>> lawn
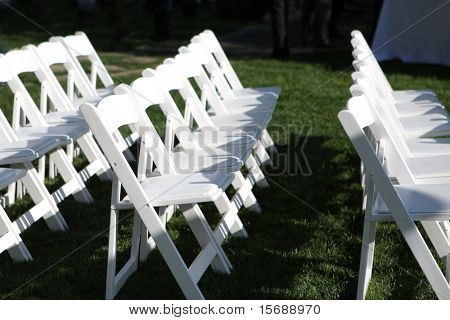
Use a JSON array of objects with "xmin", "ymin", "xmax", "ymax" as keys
[{"xmin": 1, "ymin": 1, "xmax": 450, "ymax": 300}]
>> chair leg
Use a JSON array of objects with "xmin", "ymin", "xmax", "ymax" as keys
[
  {"xmin": 231, "ymin": 171, "xmax": 262, "ymax": 214},
  {"xmin": 50, "ymin": 149, "xmax": 94, "ymax": 204},
  {"xmin": 105, "ymin": 205, "xmax": 119, "ymax": 300},
  {"xmin": 0, "ymin": 206, "xmax": 33, "ymax": 262},
  {"xmin": 18, "ymin": 163, "xmax": 68, "ymax": 231},
  {"xmin": 261, "ymin": 129, "xmax": 278, "ymax": 154},
  {"xmin": 77, "ymin": 134, "xmax": 113, "ymax": 181},
  {"xmin": 356, "ymin": 219, "xmax": 377, "ymax": 300},
  {"xmin": 214, "ymin": 193, "xmax": 248, "ymax": 242},
  {"xmin": 38, "ymin": 156, "xmax": 46, "ymax": 181},
  {"xmin": 179, "ymin": 204, "xmax": 232, "ymax": 273},
  {"xmin": 139, "ymin": 206, "xmax": 171, "ymax": 262},
  {"xmin": 361, "ymin": 167, "xmax": 368, "ymax": 212},
  {"xmin": 399, "ymin": 220, "xmax": 450, "ymax": 299},
  {"xmin": 66, "ymin": 143, "xmax": 75, "ymax": 163},
  {"xmin": 245, "ymin": 155, "xmax": 270, "ymax": 189},
  {"xmin": 254, "ymin": 141, "xmax": 273, "ymax": 168},
  {"xmin": 442, "ymin": 222, "xmax": 450, "ymax": 283},
  {"xmin": 7, "ymin": 182, "xmax": 16, "ymax": 206},
  {"xmin": 138, "ymin": 205, "xmax": 204, "ymax": 299},
  {"xmin": 139, "ymin": 223, "xmax": 155, "ymax": 262},
  {"xmin": 49, "ymin": 157, "xmax": 56, "ymax": 179}
]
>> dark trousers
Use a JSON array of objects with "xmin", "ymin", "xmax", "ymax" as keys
[
  {"xmin": 270, "ymin": 0, "xmax": 289, "ymax": 54},
  {"xmin": 302, "ymin": 0, "xmax": 332, "ymax": 45},
  {"xmin": 153, "ymin": 0, "xmax": 170, "ymax": 41}
]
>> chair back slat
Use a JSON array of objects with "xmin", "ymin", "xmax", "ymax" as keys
[
  {"xmin": 4, "ymin": 50, "xmax": 40, "ymax": 75},
  {"xmin": 0, "ymin": 58, "xmax": 13, "ymax": 83},
  {"xmin": 130, "ymin": 76, "xmax": 165, "ymax": 109},
  {"xmin": 36, "ymin": 42, "xmax": 68, "ymax": 67},
  {"xmin": 64, "ymin": 34, "xmax": 94, "ymax": 57}
]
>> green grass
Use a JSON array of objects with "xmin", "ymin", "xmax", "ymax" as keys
[{"xmin": 1, "ymin": 1, "xmax": 450, "ymax": 300}]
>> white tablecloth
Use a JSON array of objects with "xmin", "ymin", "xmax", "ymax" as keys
[{"xmin": 372, "ymin": 0, "xmax": 450, "ymax": 66}]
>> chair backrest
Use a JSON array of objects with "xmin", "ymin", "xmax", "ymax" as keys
[
  {"xmin": 1, "ymin": 52, "xmax": 51, "ymax": 127},
  {"xmin": 172, "ymin": 52, "xmax": 229, "ymax": 116},
  {"xmin": 173, "ymin": 52, "xmax": 203, "ymax": 79},
  {"xmin": 352, "ymin": 48, "xmax": 394, "ymax": 104},
  {"xmin": 80, "ymin": 93, "xmax": 169, "ymax": 207},
  {"xmin": 55, "ymin": 32, "xmax": 114, "ymax": 89},
  {"xmin": 30, "ymin": 41, "xmax": 96, "ymax": 100},
  {"xmin": 130, "ymin": 73, "xmax": 201, "ymax": 151},
  {"xmin": 351, "ymin": 72, "xmax": 413, "ymax": 157},
  {"xmin": 2, "ymin": 49, "xmax": 40, "ymax": 75},
  {"xmin": 350, "ymin": 32, "xmax": 394, "ymax": 94},
  {"xmin": 346, "ymin": 92, "xmax": 415, "ymax": 184},
  {"xmin": 339, "ymin": 96, "xmax": 399, "ymax": 186},
  {"xmin": 198, "ymin": 30, "xmax": 243, "ymax": 90},
  {"xmin": 0, "ymin": 168, "xmax": 30, "ymax": 261},
  {"xmin": 338, "ymin": 96, "xmax": 416, "ymax": 227},
  {"xmin": 186, "ymin": 41, "xmax": 235, "ymax": 100},
  {"xmin": 352, "ymin": 61, "xmax": 403, "ymax": 128},
  {"xmin": 149, "ymin": 64, "xmax": 215, "ymax": 128}
]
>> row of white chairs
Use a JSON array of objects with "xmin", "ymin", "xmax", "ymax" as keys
[
  {"xmin": 339, "ymin": 31, "xmax": 450, "ymax": 299},
  {"xmin": 0, "ymin": 30, "xmax": 280, "ymax": 299}
]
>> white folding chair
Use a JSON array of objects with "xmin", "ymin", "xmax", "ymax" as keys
[
  {"xmin": 149, "ymin": 60, "xmax": 272, "ymax": 162},
  {"xmin": 352, "ymin": 61, "xmax": 450, "ymax": 139},
  {"xmin": 120, "ymin": 77, "xmax": 264, "ymax": 259},
  {"xmin": 195, "ymin": 30, "xmax": 281, "ymax": 99},
  {"xmin": 140, "ymin": 66, "xmax": 271, "ymax": 188},
  {"xmin": 52, "ymin": 32, "xmax": 115, "ymax": 98},
  {"xmin": 0, "ymin": 168, "xmax": 32, "ymax": 262},
  {"xmin": 351, "ymin": 45, "xmax": 447, "ymax": 118},
  {"xmin": 350, "ymin": 84, "xmax": 450, "ymax": 282},
  {"xmin": 338, "ymin": 95, "xmax": 450, "ymax": 300},
  {"xmin": 50, "ymin": 33, "xmax": 140, "ymax": 149},
  {"xmin": 80, "ymin": 92, "xmax": 250, "ymax": 299},
  {"xmin": 0, "ymin": 53, "xmax": 97, "ymax": 204},
  {"xmin": 25, "ymin": 41, "xmax": 135, "ymax": 162},
  {"xmin": 170, "ymin": 51, "xmax": 275, "ymax": 119},
  {"xmin": 179, "ymin": 43, "xmax": 278, "ymax": 154},
  {"xmin": 350, "ymin": 30, "xmax": 442, "ymax": 104},
  {"xmin": 0, "ymin": 132, "xmax": 68, "ymax": 248}
]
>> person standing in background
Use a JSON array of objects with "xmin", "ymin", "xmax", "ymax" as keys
[
  {"xmin": 77, "ymin": 0, "xmax": 97, "ymax": 25},
  {"xmin": 301, "ymin": 0, "xmax": 333, "ymax": 47},
  {"xmin": 152, "ymin": 0, "xmax": 171, "ymax": 41},
  {"xmin": 270, "ymin": 0, "xmax": 290, "ymax": 59}
]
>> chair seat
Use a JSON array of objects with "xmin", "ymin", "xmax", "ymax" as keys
[
  {"xmin": 406, "ymin": 155, "xmax": 450, "ymax": 180},
  {"xmin": 14, "ymin": 124, "xmax": 88, "ymax": 144},
  {"xmin": 44, "ymin": 111, "xmax": 86, "ymax": 124},
  {"xmin": 223, "ymin": 94, "xmax": 277, "ymax": 113},
  {"xmin": 373, "ymin": 184, "xmax": 450, "ymax": 221},
  {"xmin": 0, "ymin": 138, "xmax": 61, "ymax": 165},
  {"xmin": 172, "ymin": 150, "xmax": 242, "ymax": 173},
  {"xmin": 223, "ymin": 99, "xmax": 276, "ymax": 117},
  {"xmin": 175, "ymin": 140, "xmax": 253, "ymax": 165},
  {"xmin": 396, "ymin": 102, "xmax": 446, "ymax": 117},
  {"xmin": 399, "ymin": 113, "xmax": 450, "ymax": 138},
  {"xmin": 406, "ymin": 137, "xmax": 450, "ymax": 157},
  {"xmin": 138, "ymin": 172, "xmax": 234, "ymax": 206},
  {"xmin": 392, "ymin": 89, "xmax": 440, "ymax": 104},
  {"xmin": 191, "ymin": 130, "xmax": 256, "ymax": 147},
  {"xmin": 0, "ymin": 168, "xmax": 27, "ymax": 190},
  {"xmin": 189, "ymin": 130, "xmax": 255, "ymax": 161},
  {"xmin": 233, "ymin": 86, "xmax": 281, "ymax": 98},
  {"xmin": 210, "ymin": 114, "xmax": 269, "ymax": 139}
]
